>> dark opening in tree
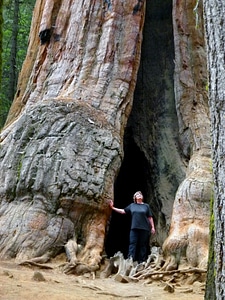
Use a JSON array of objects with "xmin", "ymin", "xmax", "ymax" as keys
[{"xmin": 105, "ymin": 133, "xmax": 150, "ymax": 258}]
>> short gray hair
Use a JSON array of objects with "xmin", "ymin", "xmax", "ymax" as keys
[{"xmin": 133, "ymin": 191, "xmax": 143, "ymax": 202}]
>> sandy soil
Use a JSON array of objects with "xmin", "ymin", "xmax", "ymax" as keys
[{"xmin": 0, "ymin": 258, "xmax": 205, "ymax": 300}]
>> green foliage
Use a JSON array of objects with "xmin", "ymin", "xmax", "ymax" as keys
[
  {"xmin": 0, "ymin": 0, "xmax": 3, "ymax": 119},
  {"xmin": 205, "ymin": 188, "xmax": 216, "ymax": 300},
  {"xmin": 0, "ymin": 0, "xmax": 2, "ymax": 76},
  {"xmin": 0, "ymin": 0, "xmax": 35, "ymax": 129}
]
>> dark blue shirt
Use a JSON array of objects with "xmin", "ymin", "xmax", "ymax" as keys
[{"xmin": 124, "ymin": 203, "xmax": 152, "ymax": 232}]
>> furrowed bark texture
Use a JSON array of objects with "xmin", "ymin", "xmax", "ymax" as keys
[
  {"xmin": 106, "ymin": 0, "xmax": 212, "ymax": 269},
  {"xmin": 0, "ymin": 0, "xmax": 213, "ymax": 272},
  {"xmin": 203, "ymin": 0, "xmax": 225, "ymax": 298},
  {"xmin": 162, "ymin": 0, "xmax": 212, "ymax": 269},
  {"xmin": 0, "ymin": 0, "xmax": 145, "ymax": 265}
]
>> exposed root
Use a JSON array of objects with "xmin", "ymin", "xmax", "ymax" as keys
[
  {"xmin": 64, "ymin": 237, "xmax": 79, "ymax": 265},
  {"xmin": 133, "ymin": 267, "xmax": 207, "ymax": 280},
  {"xmin": 18, "ymin": 261, "xmax": 53, "ymax": 269},
  {"xmin": 18, "ymin": 244, "xmax": 207, "ymax": 294},
  {"xmin": 100, "ymin": 247, "xmax": 207, "ymax": 292}
]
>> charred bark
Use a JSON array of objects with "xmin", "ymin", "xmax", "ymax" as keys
[
  {"xmin": 0, "ymin": 0, "xmax": 212, "ymax": 275},
  {"xmin": 107, "ymin": 0, "xmax": 212, "ymax": 271}
]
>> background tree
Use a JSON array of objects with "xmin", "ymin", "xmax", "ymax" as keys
[
  {"xmin": 0, "ymin": 0, "xmax": 35, "ymax": 128},
  {"xmin": 0, "ymin": 0, "xmax": 3, "ymax": 112},
  {"xmin": 7, "ymin": 0, "xmax": 19, "ymax": 105},
  {"xmin": 204, "ymin": 0, "xmax": 225, "ymax": 299}
]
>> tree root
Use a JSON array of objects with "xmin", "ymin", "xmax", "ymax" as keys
[
  {"xmin": 18, "ymin": 244, "xmax": 207, "ymax": 294},
  {"xmin": 60, "ymin": 261, "xmax": 98, "ymax": 276},
  {"xmin": 133, "ymin": 267, "xmax": 207, "ymax": 280},
  {"xmin": 18, "ymin": 261, "xmax": 53, "ymax": 269},
  {"xmin": 100, "ymin": 248, "xmax": 207, "ymax": 292}
]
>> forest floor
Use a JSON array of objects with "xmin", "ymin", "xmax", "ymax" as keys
[{"xmin": 0, "ymin": 255, "xmax": 205, "ymax": 300}]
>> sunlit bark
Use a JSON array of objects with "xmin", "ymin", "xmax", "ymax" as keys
[{"xmin": 0, "ymin": 0, "xmax": 145, "ymax": 266}]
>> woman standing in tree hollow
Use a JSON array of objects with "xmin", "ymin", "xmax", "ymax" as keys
[{"xmin": 109, "ymin": 191, "xmax": 155, "ymax": 263}]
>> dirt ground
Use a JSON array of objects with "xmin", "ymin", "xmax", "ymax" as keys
[{"xmin": 0, "ymin": 257, "xmax": 205, "ymax": 300}]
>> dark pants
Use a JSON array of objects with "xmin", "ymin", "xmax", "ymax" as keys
[{"xmin": 128, "ymin": 229, "xmax": 150, "ymax": 263}]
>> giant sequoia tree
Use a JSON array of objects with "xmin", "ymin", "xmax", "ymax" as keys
[{"xmin": 0, "ymin": 0, "xmax": 212, "ymax": 271}]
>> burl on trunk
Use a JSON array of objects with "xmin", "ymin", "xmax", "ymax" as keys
[{"xmin": 0, "ymin": 0, "xmax": 144, "ymax": 265}]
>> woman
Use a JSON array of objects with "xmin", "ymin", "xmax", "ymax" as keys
[{"xmin": 109, "ymin": 191, "xmax": 155, "ymax": 263}]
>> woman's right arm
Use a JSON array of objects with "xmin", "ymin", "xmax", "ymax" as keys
[{"xmin": 109, "ymin": 200, "xmax": 126, "ymax": 214}]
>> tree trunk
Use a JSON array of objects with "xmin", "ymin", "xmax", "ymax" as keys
[
  {"xmin": 161, "ymin": 0, "xmax": 212, "ymax": 270},
  {"xmin": 0, "ymin": 0, "xmax": 145, "ymax": 266},
  {"xmin": 8, "ymin": 0, "xmax": 19, "ymax": 103},
  {"xmin": 105, "ymin": 0, "xmax": 212, "ymax": 270},
  {"xmin": 203, "ymin": 0, "xmax": 225, "ymax": 298},
  {"xmin": 0, "ymin": 0, "xmax": 213, "ymax": 274}
]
